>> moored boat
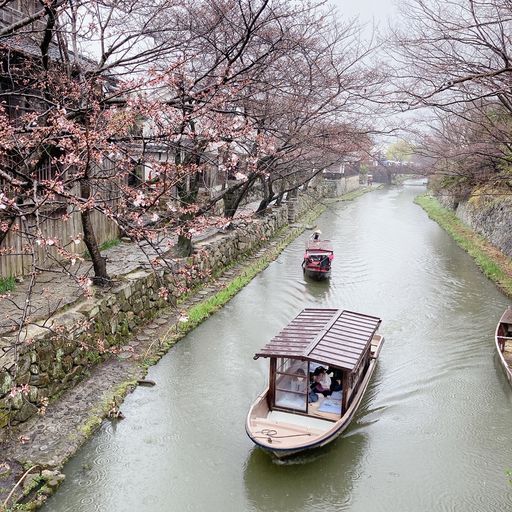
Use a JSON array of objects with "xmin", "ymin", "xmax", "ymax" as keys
[
  {"xmin": 246, "ymin": 308, "xmax": 384, "ymax": 458},
  {"xmin": 302, "ymin": 235, "xmax": 334, "ymax": 280},
  {"xmin": 495, "ymin": 306, "xmax": 512, "ymax": 385}
]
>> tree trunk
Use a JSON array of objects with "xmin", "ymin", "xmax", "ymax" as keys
[
  {"xmin": 80, "ymin": 180, "xmax": 110, "ymax": 286},
  {"xmin": 174, "ymin": 137, "xmax": 207, "ymax": 256},
  {"xmin": 0, "ymin": 216, "xmax": 16, "ymax": 247},
  {"xmin": 256, "ymin": 177, "xmax": 273, "ymax": 215},
  {"xmin": 175, "ymin": 233, "xmax": 193, "ymax": 257},
  {"xmin": 222, "ymin": 179, "xmax": 252, "ymax": 218}
]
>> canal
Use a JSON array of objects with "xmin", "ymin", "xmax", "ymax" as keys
[{"xmin": 44, "ymin": 184, "xmax": 512, "ymax": 512}]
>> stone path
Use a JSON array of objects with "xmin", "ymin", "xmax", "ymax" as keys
[
  {"xmin": 0, "ymin": 240, "xmax": 161, "ymax": 336},
  {"xmin": 0, "ymin": 202, "xmax": 261, "ymax": 337}
]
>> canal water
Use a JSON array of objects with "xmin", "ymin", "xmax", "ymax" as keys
[{"xmin": 44, "ymin": 185, "xmax": 512, "ymax": 512}]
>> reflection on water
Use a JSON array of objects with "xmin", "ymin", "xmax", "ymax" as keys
[
  {"xmin": 243, "ymin": 433, "xmax": 367, "ymax": 512},
  {"xmin": 44, "ymin": 185, "xmax": 512, "ymax": 512}
]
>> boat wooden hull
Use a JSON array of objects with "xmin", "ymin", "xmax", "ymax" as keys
[
  {"xmin": 246, "ymin": 335, "xmax": 384, "ymax": 458},
  {"xmin": 495, "ymin": 306, "xmax": 512, "ymax": 386}
]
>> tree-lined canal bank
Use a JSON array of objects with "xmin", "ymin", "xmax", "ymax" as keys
[{"xmin": 44, "ymin": 184, "xmax": 512, "ymax": 512}]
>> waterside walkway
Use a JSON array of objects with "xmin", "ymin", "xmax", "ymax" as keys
[{"xmin": 0, "ymin": 206, "xmax": 311, "ymax": 509}]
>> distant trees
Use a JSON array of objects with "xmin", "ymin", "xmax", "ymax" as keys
[
  {"xmin": 391, "ymin": 0, "xmax": 512, "ymax": 191},
  {"xmin": 385, "ymin": 140, "xmax": 413, "ymax": 164}
]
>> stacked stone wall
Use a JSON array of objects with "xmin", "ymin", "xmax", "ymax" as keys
[
  {"xmin": 435, "ymin": 192, "xmax": 512, "ymax": 258},
  {"xmin": 0, "ymin": 192, "xmax": 318, "ymax": 428},
  {"xmin": 316, "ymin": 175, "xmax": 360, "ymax": 198}
]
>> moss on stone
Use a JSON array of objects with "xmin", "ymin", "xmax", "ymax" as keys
[
  {"xmin": 78, "ymin": 379, "xmax": 138, "ymax": 436},
  {"xmin": 54, "ymin": 349, "xmax": 64, "ymax": 364},
  {"xmin": 80, "ymin": 415, "xmax": 102, "ymax": 437},
  {"xmin": 162, "ymin": 203, "xmax": 325, "ymax": 347}
]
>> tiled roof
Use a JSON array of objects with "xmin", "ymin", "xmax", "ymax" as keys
[{"xmin": 254, "ymin": 308, "xmax": 382, "ymax": 371}]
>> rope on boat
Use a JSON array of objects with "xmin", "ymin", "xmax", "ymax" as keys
[{"xmin": 254, "ymin": 429, "xmax": 313, "ymax": 443}]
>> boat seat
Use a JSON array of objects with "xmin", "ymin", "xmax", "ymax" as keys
[
  {"xmin": 266, "ymin": 410, "xmax": 332, "ymax": 432},
  {"xmin": 308, "ymin": 397, "xmax": 342, "ymax": 421},
  {"xmin": 252, "ymin": 417, "xmax": 324, "ymax": 434}
]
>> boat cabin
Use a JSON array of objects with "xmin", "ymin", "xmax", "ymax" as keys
[
  {"xmin": 254, "ymin": 308, "xmax": 382, "ymax": 420},
  {"xmin": 302, "ymin": 239, "xmax": 334, "ymax": 278}
]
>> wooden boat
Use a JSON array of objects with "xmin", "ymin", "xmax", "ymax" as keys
[
  {"xmin": 302, "ymin": 237, "xmax": 334, "ymax": 280},
  {"xmin": 246, "ymin": 308, "xmax": 384, "ymax": 458},
  {"xmin": 495, "ymin": 306, "xmax": 512, "ymax": 385}
]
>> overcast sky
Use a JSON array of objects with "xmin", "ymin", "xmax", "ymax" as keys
[
  {"xmin": 329, "ymin": 0, "xmax": 398, "ymax": 28},
  {"xmin": 328, "ymin": 0, "xmax": 413, "ymax": 145}
]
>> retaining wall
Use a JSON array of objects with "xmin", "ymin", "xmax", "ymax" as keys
[
  {"xmin": 0, "ymin": 193, "xmax": 317, "ymax": 428},
  {"xmin": 436, "ymin": 192, "xmax": 512, "ymax": 258},
  {"xmin": 317, "ymin": 175, "xmax": 360, "ymax": 198}
]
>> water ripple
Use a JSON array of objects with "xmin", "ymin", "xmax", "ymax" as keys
[{"xmin": 43, "ymin": 186, "xmax": 512, "ymax": 512}]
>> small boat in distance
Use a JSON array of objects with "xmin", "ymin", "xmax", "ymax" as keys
[
  {"xmin": 246, "ymin": 308, "xmax": 384, "ymax": 458},
  {"xmin": 495, "ymin": 306, "xmax": 512, "ymax": 385},
  {"xmin": 302, "ymin": 231, "xmax": 333, "ymax": 280}
]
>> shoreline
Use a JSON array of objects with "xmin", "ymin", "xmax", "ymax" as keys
[
  {"xmin": 1, "ymin": 202, "xmax": 327, "ymax": 511},
  {"xmin": 0, "ymin": 186, "xmax": 376, "ymax": 510},
  {"xmin": 415, "ymin": 193, "xmax": 512, "ymax": 299}
]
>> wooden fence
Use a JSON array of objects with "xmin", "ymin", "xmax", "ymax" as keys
[{"xmin": 0, "ymin": 209, "xmax": 119, "ymax": 278}]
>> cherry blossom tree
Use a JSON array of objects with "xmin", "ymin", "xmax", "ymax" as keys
[
  {"xmin": 391, "ymin": 0, "xmax": 512, "ymax": 190},
  {"xmin": 0, "ymin": 0, "xmax": 381, "ymax": 309}
]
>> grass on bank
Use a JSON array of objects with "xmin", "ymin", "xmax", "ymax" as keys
[
  {"xmin": 178, "ymin": 260, "xmax": 272, "ymax": 334},
  {"xmin": 175, "ymin": 215, "xmax": 324, "ymax": 335},
  {"xmin": 415, "ymin": 193, "xmax": 512, "ymax": 298},
  {"xmin": 0, "ymin": 277, "xmax": 15, "ymax": 294},
  {"xmin": 165, "ymin": 202, "xmax": 325, "ymax": 340},
  {"xmin": 83, "ymin": 238, "xmax": 122, "ymax": 260},
  {"xmin": 167, "ymin": 187, "xmax": 378, "ymax": 344},
  {"xmin": 99, "ymin": 238, "xmax": 122, "ymax": 251}
]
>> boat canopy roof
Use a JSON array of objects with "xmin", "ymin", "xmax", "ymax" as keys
[
  {"xmin": 501, "ymin": 306, "xmax": 512, "ymax": 325},
  {"xmin": 305, "ymin": 240, "xmax": 333, "ymax": 253},
  {"xmin": 254, "ymin": 308, "xmax": 381, "ymax": 372}
]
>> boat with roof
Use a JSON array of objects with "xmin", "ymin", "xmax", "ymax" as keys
[
  {"xmin": 496, "ymin": 306, "xmax": 512, "ymax": 385},
  {"xmin": 302, "ymin": 230, "xmax": 333, "ymax": 280},
  {"xmin": 246, "ymin": 308, "xmax": 384, "ymax": 458}
]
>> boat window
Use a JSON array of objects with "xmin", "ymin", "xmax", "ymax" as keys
[
  {"xmin": 274, "ymin": 358, "xmax": 308, "ymax": 412},
  {"xmin": 309, "ymin": 361, "xmax": 324, "ymax": 373}
]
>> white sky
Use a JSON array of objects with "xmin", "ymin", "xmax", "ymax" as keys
[
  {"xmin": 330, "ymin": 0, "xmax": 414, "ymax": 145},
  {"xmin": 329, "ymin": 0, "xmax": 398, "ymax": 28}
]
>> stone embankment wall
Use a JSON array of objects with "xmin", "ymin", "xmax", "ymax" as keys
[
  {"xmin": 0, "ymin": 194, "xmax": 317, "ymax": 429},
  {"xmin": 436, "ymin": 192, "xmax": 512, "ymax": 258},
  {"xmin": 317, "ymin": 175, "xmax": 360, "ymax": 198}
]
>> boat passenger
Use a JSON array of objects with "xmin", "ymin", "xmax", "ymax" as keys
[
  {"xmin": 311, "ymin": 367, "xmax": 331, "ymax": 397},
  {"xmin": 292, "ymin": 368, "xmax": 308, "ymax": 393},
  {"xmin": 329, "ymin": 369, "xmax": 342, "ymax": 392}
]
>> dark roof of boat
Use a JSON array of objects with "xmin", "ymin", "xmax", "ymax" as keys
[
  {"xmin": 501, "ymin": 306, "xmax": 512, "ymax": 325},
  {"xmin": 254, "ymin": 308, "xmax": 381, "ymax": 371}
]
